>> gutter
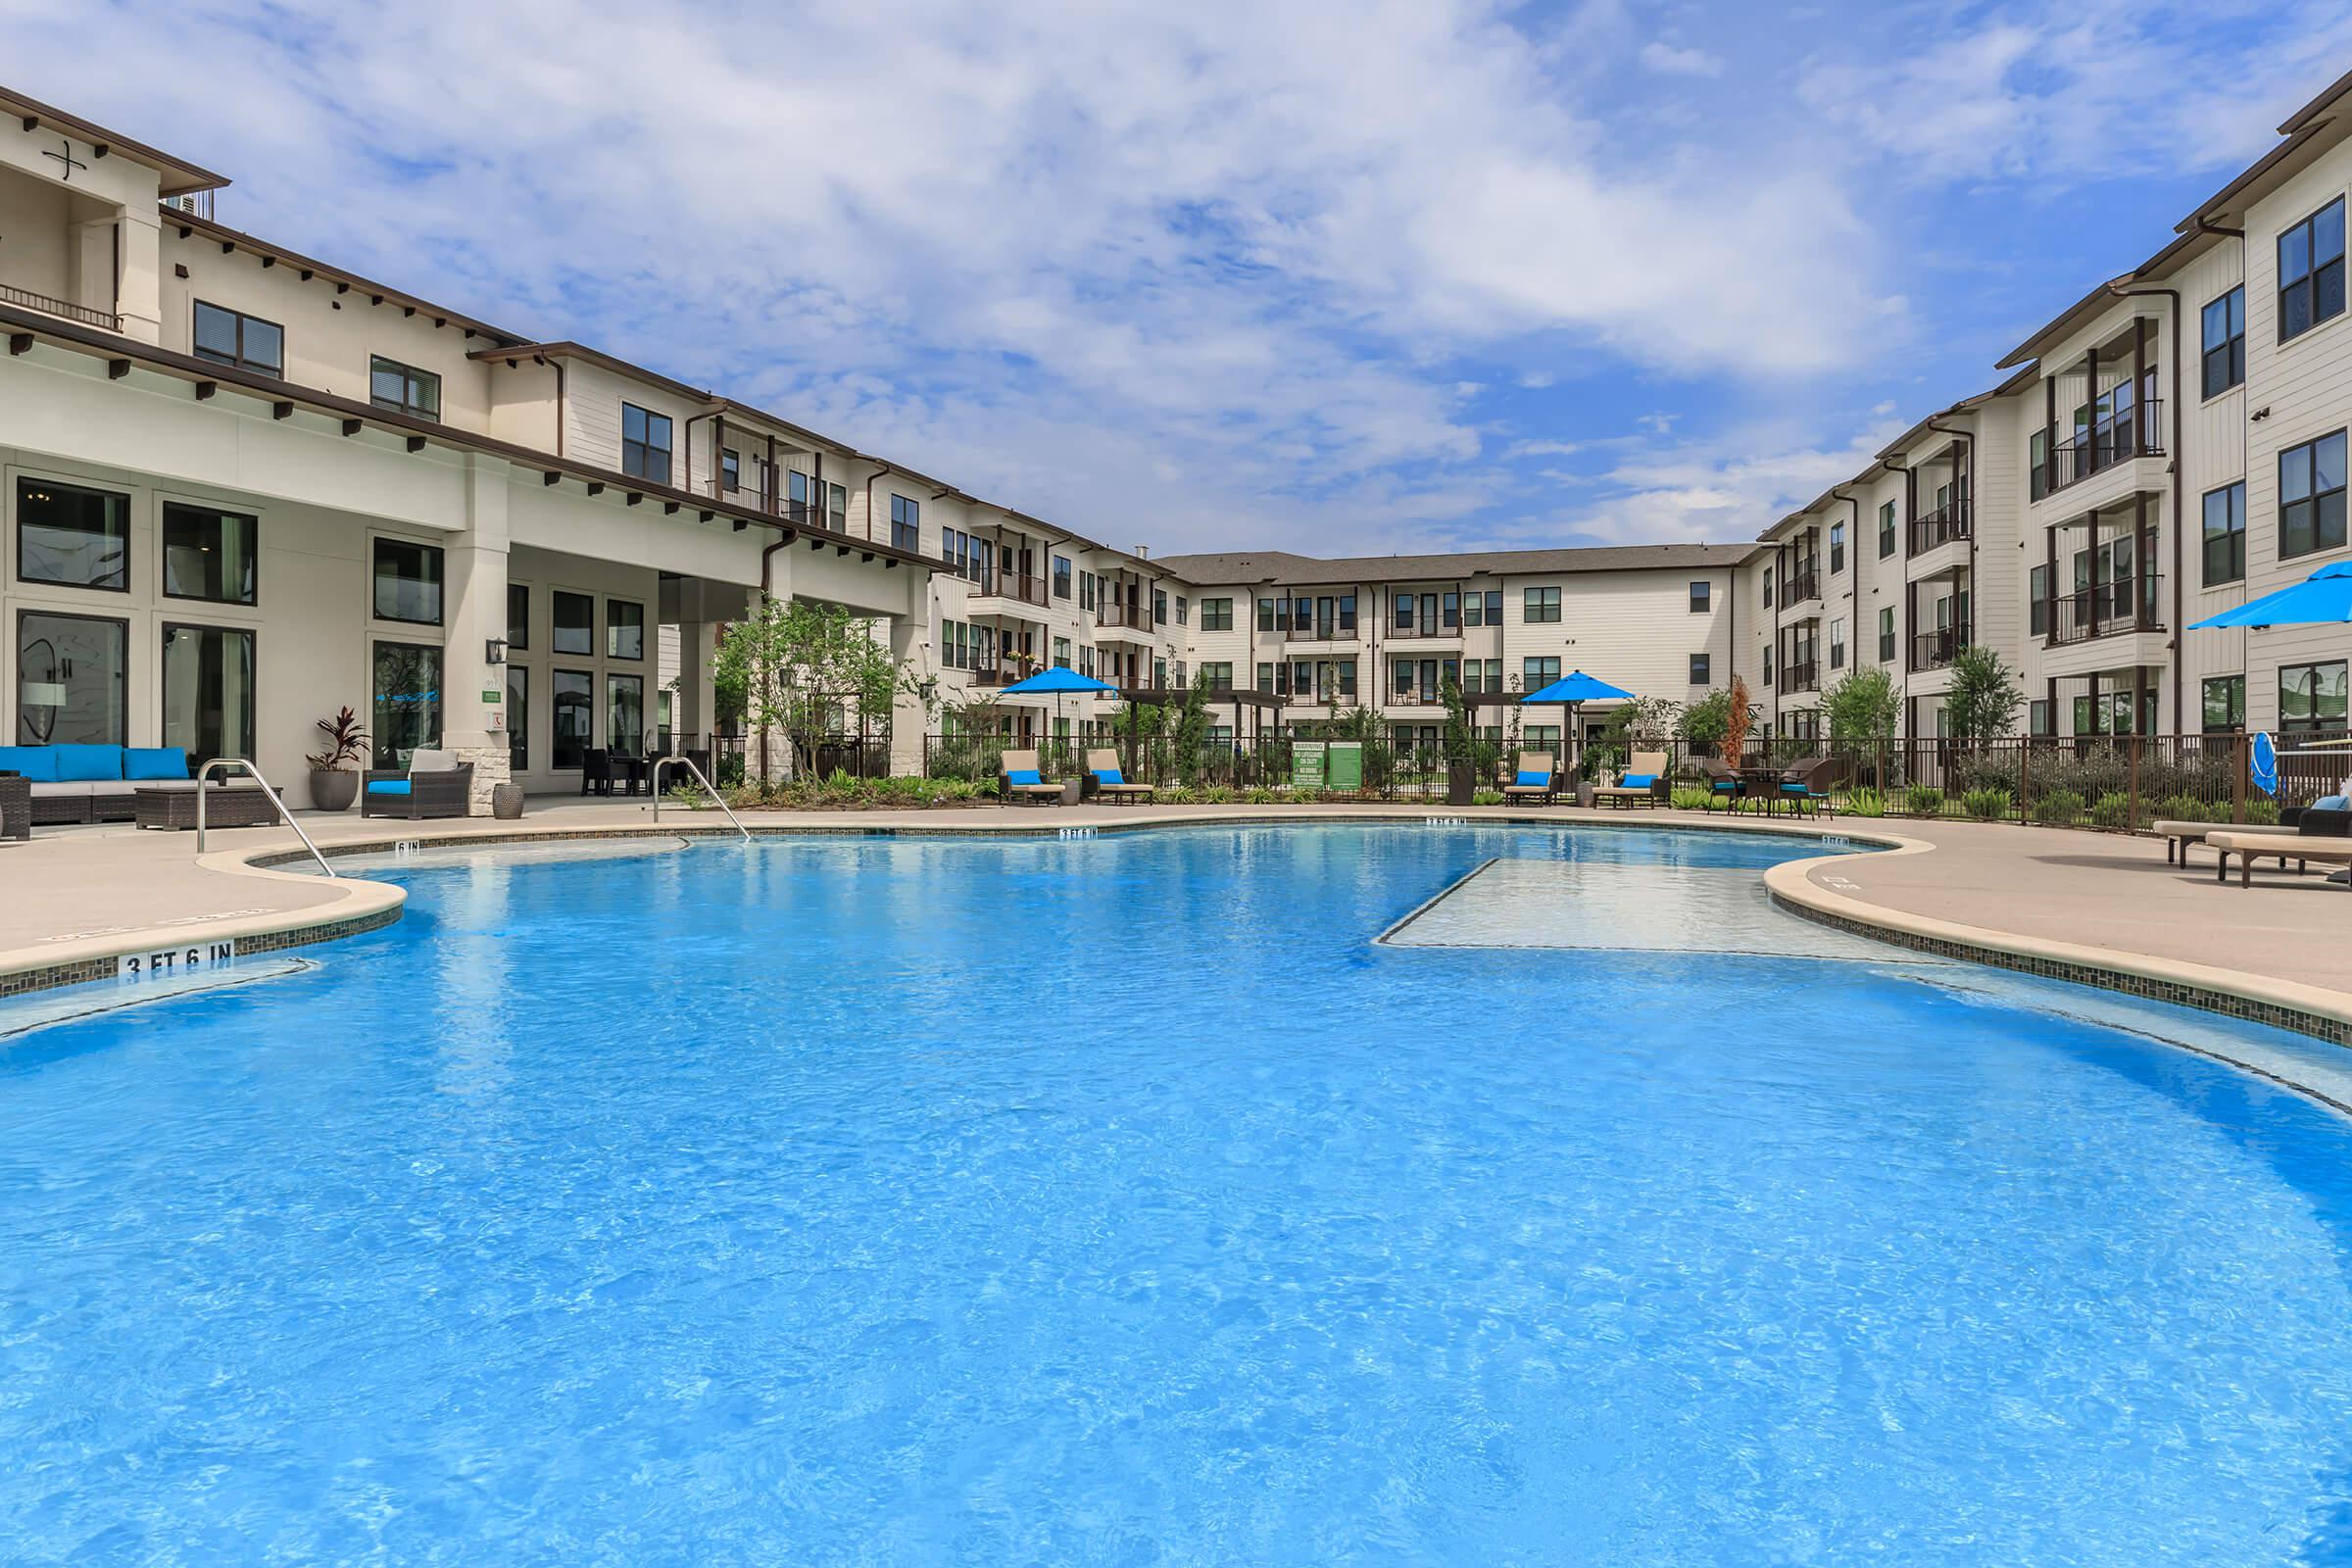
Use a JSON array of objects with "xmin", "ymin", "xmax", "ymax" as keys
[{"xmin": 2107, "ymin": 281, "xmax": 2185, "ymax": 734}]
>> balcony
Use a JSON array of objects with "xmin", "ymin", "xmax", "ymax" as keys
[
  {"xmin": 1777, "ymin": 659, "xmax": 1819, "ymax": 696},
  {"xmin": 2047, "ymin": 403, "xmax": 2164, "ymax": 494},
  {"xmin": 1911, "ymin": 622, "xmax": 1971, "ymax": 671},
  {"xmin": 2045, "ymin": 577, "xmax": 2164, "ymax": 646},
  {"xmin": 971, "ymin": 572, "xmax": 1051, "ymax": 610},
  {"xmin": 1097, "ymin": 600, "xmax": 1142, "ymax": 628},
  {"xmin": 1908, "ymin": 502, "xmax": 1972, "ymax": 557},
  {"xmin": 1387, "ymin": 619, "xmax": 1461, "ymax": 640},
  {"xmin": 1779, "ymin": 568, "xmax": 1821, "ymax": 611},
  {"xmin": 0, "ymin": 281, "xmax": 119, "ymax": 332},
  {"xmin": 1286, "ymin": 620, "xmax": 1357, "ymax": 642}
]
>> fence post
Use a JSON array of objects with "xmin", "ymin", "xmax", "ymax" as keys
[
  {"xmin": 2128, "ymin": 736, "xmax": 2140, "ymax": 832},
  {"xmin": 2233, "ymin": 733, "xmax": 2248, "ymax": 825},
  {"xmin": 2016, "ymin": 737, "xmax": 2028, "ymax": 825}
]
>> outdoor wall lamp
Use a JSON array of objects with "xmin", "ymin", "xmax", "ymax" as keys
[{"xmin": 485, "ymin": 638, "xmax": 508, "ymax": 666}]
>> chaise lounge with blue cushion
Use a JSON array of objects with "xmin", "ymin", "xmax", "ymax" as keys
[
  {"xmin": 1082, "ymin": 748, "xmax": 1154, "ymax": 805},
  {"xmin": 997, "ymin": 748, "xmax": 1066, "ymax": 806},
  {"xmin": 1592, "ymin": 751, "xmax": 1668, "ymax": 808},
  {"xmin": 361, "ymin": 749, "xmax": 475, "ymax": 819},
  {"xmin": 1500, "ymin": 752, "xmax": 1557, "ymax": 807}
]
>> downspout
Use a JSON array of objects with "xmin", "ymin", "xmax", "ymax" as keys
[
  {"xmin": 863, "ymin": 461, "xmax": 894, "ymax": 545},
  {"xmin": 1833, "ymin": 486, "xmax": 1862, "ymax": 686},
  {"xmin": 2196, "ymin": 218, "xmax": 2253, "ymax": 719},
  {"xmin": 1925, "ymin": 418, "xmax": 1975, "ymax": 658},
  {"xmin": 1882, "ymin": 455, "xmax": 1910, "ymax": 721},
  {"xmin": 2108, "ymin": 280, "xmax": 2184, "ymax": 733},
  {"xmin": 681, "ymin": 409, "xmax": 716, "ymax": 497}
]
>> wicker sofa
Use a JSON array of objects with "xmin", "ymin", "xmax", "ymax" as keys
[
  {"xmin": 0, "ymin": 744, "xmax": 208, "ymax": 825},
  {"xmin": 361, "ymin": 750, "xmax": 475, "ymax": 819}
]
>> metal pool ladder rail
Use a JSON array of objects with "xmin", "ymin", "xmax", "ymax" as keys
[
  {"xmin": 650, "ymin": 755, "xmax": 751, "ymax": 840},
  {"xmin": 196, "ymin": 758, "xmax": 337, "ymax": 877}
]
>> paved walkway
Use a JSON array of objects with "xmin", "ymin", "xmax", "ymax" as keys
[{"xmin": 4, "ymin": 799, "xmax": 2346, "ymax": 1027}]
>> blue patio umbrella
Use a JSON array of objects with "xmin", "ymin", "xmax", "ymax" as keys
[
  {"xmin": 2251, "ymin": 730, "xmax": 2279, "ymax": 798},
  {"xmin": 2188, "ymin": 561, "xmax": 2352, "ymax": 629},
  {"xmin": 1520, "ymin": 670, "xmax": 1634, "ymax": 773},
  {"xmin": 999, "ymin": 665, "xmax": 1120, "ymax": 758}
]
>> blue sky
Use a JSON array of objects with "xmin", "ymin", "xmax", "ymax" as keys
[{"xmin": 15, "ymin": 0, "xmax": 2352, "ymax": 555}]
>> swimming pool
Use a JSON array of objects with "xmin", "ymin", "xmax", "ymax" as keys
[{"xmin": 6, "ymin": 823, "xmax": 2352, "ymax": 1565}]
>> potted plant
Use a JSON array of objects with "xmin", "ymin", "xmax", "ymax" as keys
[{"xmin": 307, "ymin": 708, "xmax": 368, "ymax": 811}]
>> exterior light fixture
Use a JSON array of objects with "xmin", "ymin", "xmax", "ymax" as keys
[{"xmin": 484, "ymin": 638, "xmax": 508, "ymax": 666}]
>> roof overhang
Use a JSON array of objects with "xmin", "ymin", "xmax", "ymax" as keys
[{"xmin": 1, "ymin": 85, "xmax": 229, "ymax": 196}]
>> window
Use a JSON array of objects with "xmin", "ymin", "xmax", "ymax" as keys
[
  {"xmin": 1763, "ymin": 646, "xmax": 1773, "ymax": 683},
  {"xmin": 1523, "ymin": 586, "xmax": 1562, "ymax": 623},
  {"xmin": 890, "ymin": 494, "xmax": 921, "ymax": 552},
  {"xmin": 1829, "ymin": 522, "xmax": 1846, "ymax": 575},
  {"xmin": 2203, "ymin": 674, "xmax": 2246, "ymax": 733},
  {"xmin": 724, "ymin": 450, "xmax": 744, "ymax": 495},
  {"xmin": 1442, "ymin": 591, "xmax": 1459, "ymax": 628},
  {"xmin": 1877, "ymin": 607, "xmax": 1895, "ymax": 663},
  {"xmin": 162, "ymin": 503, "xmax": 258, "ymax": 605},
  {"xmin": 1462, "ymin": 589, "xmax": 1500, "ymax": 626},
  {"xmin": 1053, "ymin": 637, "xmax": 1071, "ymax": 668},
  {"xmin": 17, "ymin": 476, "xmax": 129, "ymax": 591},
  {"xmin": 1829, "ymin": 617, "xmax": 1847, "ymax": 669},
  {"xmin": 371, "ymin": 537, "xmax": 444, "ymax": 624},
  {"xmin": 369, "ymin": 356, "xmax": 441, "ymax": 420},
  {"xmin": 1339, "ymin": 659, "xmax": 1358, "ymax": 697},
  {"xmin": 2279, "ymin": 430, "xmax": 2348, "ymax": 559},
  {"xmin": 2030, "ymin": 429, "xmax": 2050, "ymax": 502},
  {"xmin": 2280, "ymin": 660, "xmax": 2348, "ymax": 732},
  {"xmin": 507, "ymin": 583, "xmax": 529, "ymax": 650},
  {"xmin": 192, "ymin": 301, "xmax": 283, "ymax": 375},
  {"xmin": 2030, "ymin": 566, "xmax": 2049, "ymax": 636},
  {"xmin": 1689, "ymin": 580, "xmax": 1710, "ymax": 613},
  {"xmin": 607, "ymin": 599, "xmax": 644, "ymax": 661},
  {"xmin": 161, "ymin": 622, "xmax": 256, "ymax": 765},
  {"xmin": 507, "ymin": 666, "xmax": 528, "ymax": 772},
  {"xmin": 1342, "ymin": 593, "xmax": 1362, "ymax": 631},
  {"xmin": 2201, "ymin": 287, "xmax": 2246, "ymax": 398},
  {"xmin": 1523, "ymin": 656, "xmax": 1561, "ymax": 688},
  {"xmin": 608, "ymin": 673, "xmax": 645, "ymax": 757},
  {"xmin": 552, "ymin": 669, "xmax": 593, "ymax": 769},
  {"xmin": 2202, "ymin": 481, "xmax": 2247, "ymax": 585},
  {"xmin": 1053, "ymin": 556, "xmax": 1072, "ymax": 598},
  {"xmin": 1257, "ymin": 662, "xmax": 1276, "ymax": 694},
  {"xmin": 1200, "ymin": 597, "xmax": 1232, "ymax": 631},
  {"xmin": 2278, "ymin": 197, "xmax": 2346, "ymax": 343},
  {"xmin": 1878, "ymin": 501, "xmax": 1895, "ymax": 558},
  {"xmin": 1689, "ymin": 653, "xmax": 1710, "ymax": 685},
  {"xmin": 1153, "ymin": 589, "xmax": 1168, "ymax": 624},
  {"xmin": 2029, "ymin": 699, "xmax": 2053, "ymax": 738},
  {"xmin": 827, "ymin": 483, "xmax": 848, "ymax": 531},
  {"xmin": 16, "ymin": 610, "xmax": 126, "ymax": 744},
  {"xmin": 1392, "ymin": 594, "xmax": 1414, "ymax": 633},
  {"xmin": 1762, "ymin": 567, "xmax": 1773, "ymax": 607},
  {"xmin": 370, "ymin": 641, "xmax": 443, "ymax": 768},
  {"xmin": 621, "ymin": 403, "xmax": 672, "ymax": 484},
  {"xmin": 1082, "ymin": 572, "xmax": 1099, "ymax": 612},
  {"xmin": 1200, "ymin": 661, "xmax": 1232, "ymax": 691},
  {"xmin": 554, "ymin": 591, "xmax": 594, "ymax": 656},
  {"xmin": 1176, "ymin": 596, "xmax": 1190, "ymax": 626}
]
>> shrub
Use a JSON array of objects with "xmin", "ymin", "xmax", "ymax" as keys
[
  {"xmin": 2032, "ymin": 788, "xmax": 2085, "ymax": 826},
  {"xmin": 1200, "ymin": 784, "xmax": 1237, "ymax": 805},
  {"xmin": 1157, "ymin": 782, "xmax": 1200, "ymax": 805},
  {"xmin": 2089, "ymin": 792, "xmax": 2132, "ymax": 830},
  {"xmin": 1670, "ymin": 785, "xmax": 1713, "ymax": 811},
  {"xmin": 1961, "ymin": 786, "xmax": 2012, "ymax": 821},
  {"xmin": 1244, "ymin": 785, "xmax": 1279, "ymax": 805},
  {"xmin": 1843, "ymin": 786, "xmax": 1886, "ymax": 818},
  {"xmin": 1473, "ymin": 788, "xmax": 1505, "ymax": 807},
  {"xmin": 2246, "ymin": 799, "xmax": 2281, "ymax": 826},
  {"xmin": 1904, "ymin": 784, "xmax": 1946, "ymax": 817},
  {"xmin": 2154, "ymin": 792, "xmax": 2208, "ymax": 825}
]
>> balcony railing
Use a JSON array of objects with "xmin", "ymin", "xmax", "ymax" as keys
[
  {"xmin": 2048, "ymin": 402, "xmax": 2164, "ymax": 494},
  {"xmin": 1097, "ymin": 601, "xmax": 1144, "ymax": 629},
  {"xmin": 1779, "ymin": 568, "xmax": 1821, "ymax": 610},
  {"xmin": 2045, "ymin": 576, "xmax": 2164, "ymax": 646},
  {"xmin": 972, "ymin": 573, "xmax": 1050, "ymax": 609},
  {"xmin": 0, "ymin": 282, "xmax": 119, "ymax": 332},
  {"xmin": 1911, "ymin": 623, "xmax": 1971, "ymax": 671},
  {"xmin": 1778, "ymin": 659, "xmax": 1820, "ymax": 695},
  {"xmin": 1909, "ymin": 502, "xmax": 1972, "ymax": 556},
  {"xmin": 1286, "ymin": 620, "xmax": 1357, "ymax": 641},
  {"xmin": 1388, "ymin": 620, "xmax": 1461, "ymax": 639}
]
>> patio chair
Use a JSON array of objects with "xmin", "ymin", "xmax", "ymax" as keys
[
  {"xmin": 1699, "ymin": 757, "xmax": 1744, "ymax": 813},
  {"xmin": 997, "ymin": 748, "xmax": 1066, "ymax": 807},
  {"xmin": 1592, "ymin": 751, "xmax": 1668, "ymax": 809},
  {"xmin": 1500, "ymin": 752, "xmax": 1557, "ymax": 807},
  {"xmin": 579, "ymin": 747, "xmax": 615, "ymax": 797},
  {"xmin": 1774, "ymin": 757, "xmax": 1845, "ymax": 818},
  {"xmin": 1082, "ymin": 748, "xmax": 1154, "ymax": 806},
  {"xmin": 362, "ymin": 750, "xmax": 475, "ymax": 819}
]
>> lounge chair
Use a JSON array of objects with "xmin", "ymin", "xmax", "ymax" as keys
[
  {"xmin": 361, "ymin": 749, "xmax": 475, "ymax": 819},
  {"xmin": 1699, "ymin": 757, "xmax": 1743, "ymax": 813},
  {"xmin": 1774, "ymin": 756, "xmax": 1846, "ymax": 818},
  {"xmin": 997, "ymin": 748, "xmax": 1066, "ymax": 807},
  {"xmin": 1501, "ymin": 752, "xmax": 1557, "ymax": 807},
  {"xmin": 1082, "ymin": 748, "xmax": 1154, "ymax": 805},
  {"xmin": 2209, "ymin": 800, "xmax": 2352, "ymax": 885},
  {"xmin": 1592, "ymin": 751, "xmax": 1667, "ymax": 809},
  {"xmin": 2152, "ymin": 818, "xmax": 2298, "ymax": 866}
]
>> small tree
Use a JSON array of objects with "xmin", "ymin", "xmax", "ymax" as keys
[
  {"xmin": 1683, "ymin": 689, "xmax": 1733, "ymax": 754},
  {"xmin": 1723, "ymin": 674, "xmax": 1753, "ymax": 769},
  {"xmin": 1822, "ymin": 667, "xmax": 1900, "ymax": 748},
  {"xmin": 1171, "ymin": 669, "xmax": 1213, "ymax": 784},
  {"xmin": 1945, "ymin": 646, "xmax": 2022, "ymax": 744},
  {"xmin": 711, "ymin": 598, "xmax": 912, "ymax": 785},
  {"xmin": 1599, "ymin": 695, "xmax": 1680, "ymax": 756}
]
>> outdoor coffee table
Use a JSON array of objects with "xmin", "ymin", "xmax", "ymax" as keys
[{"xmin": 134, "ymin": 785, "xmax": 281, "ymax": 831}]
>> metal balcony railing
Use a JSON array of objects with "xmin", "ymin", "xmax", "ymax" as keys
[
  {"xmin": 1909, "ymin": 502, "xmax": 1972, "ymax": 555},
  {"xmin": 1779, "ymin": 568, "xmax": 1821, "ymax": 610},
  {"xmin": 0, "ymin": 282, "xmax": 119, "ymax": 331},
  {"xmin": 1911, "ymin": 623, "xmax": 1971, "ymax": 670},
  {"xmin": 2045, "ymin": 577, "xmax": 2164, "ymax": 645},
  {"xmin": 2048, "ymin": 402, "xmax": 2164, "ymax": 493}
]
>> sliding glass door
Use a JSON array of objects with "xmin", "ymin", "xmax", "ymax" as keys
[{"xmin": 161, "ymin": 622, "xmax": 257, "ymax": 764}]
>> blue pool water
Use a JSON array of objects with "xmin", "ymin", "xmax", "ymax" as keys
[{"xmin": 6, "ymin": 824, "xmax": 2352, "ymax": 1565}]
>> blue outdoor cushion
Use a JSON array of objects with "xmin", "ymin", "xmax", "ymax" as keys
[
  {"xmin": 1094, "ymin": 767, "xmax": 1125, "ymax": 786},
  {"xmin": 1620, "ymin": 773, "xmax": 1655, "ymax": 789},
  {"xmin": 1712, "ymin": 777, "xmax": 1738, "ymax": 790},
  {"xmin": 0, "ymin": 746, "xmax": 58, "ymax": 783},
  {"xmin": 2317, "ymin": 795, "xmax": 2350, "ymax": 811},
  {"xmin": 1005, "ymin": 768, "xmax": 1042, "ymax": 787},
  {"xmin": 50, "ymin": 744, "xmax": 123, "ymax": 782},
  {"xmin": 125, "ymin": 747, "xmax": 189, "ymax": 782},
  {"xmin": 366, "ymin": 779, "xmax": 413, "ymax": 796},
  {"xmin": 1515, "ymin": 769, "xmax": 1548, "ymax": 787}
]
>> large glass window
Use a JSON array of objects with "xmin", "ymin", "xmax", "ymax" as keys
[
  {"xmin": 161, "ymin": 622, "xmax": 257, "ymax": 764},
  {"xmin": 1829, "ymin": 522, "xmax": 1845, "ymax": 574},
  {"xmin": 2202, "ymin": 481, "xmax": 2247, "ymax": 585},
  {"xmin": 162, "ymin": 502, "xmax": 259, "ymax": 605},
  {"xmin": 369, "ymin": 641, "xmax": 443, "ymax": 767},
  {"xmin": 192, "ymin": 301, "xmax": 283, "ymax": 375},
  {"xmin": 553, "ymin": 591, "xmax": 594, "ymax": 655},
  {"xmin": 18, "ymin": 476, "xmax": 129, "ymax": 591},
  {"xmin": 2279, "ymin": 430, "xmax": 2348, "ymax": 559},
  {"xmin": 608, "ymin": 673, "xmax": 645, "ymax": 757},
  {"xmin": 2280, "ymin": 660, "xmax": 2348, "ymax": 733},
  {"xmin": 1877, "ymin": 500, "xmax": 1895, "ymax": 557},
  {"xmin": 890, "ymin": 494, "xmax": 920, "ymax": 552},
  {"xmin": 2201, "ymin": 287, "xmax": 2246, "ymax": 398},
  {"xmin": 2278, "ymin": 198, "xmax": 2347, "ymax": 343},
  {"xmin": 507, "ymin": 583, "xmax": 529, "ymax": 650},
  {"xmin": 621, "ymin": 403, "xmax": 672, "ymax": 484},
  {"xmin": 371, "ymin": 538, "xmax": 444, "ymax": 624},
  {"xmin": 2202, "ymin": 674, "xmax": 2245, "ymax": 733},
  {"xmin": 553, "ymin": 670, "xmax": 593, "ymax": 768},
  {"xmin": 1523, "ymin": 586, "xmax": 1561, "ymax": 623},
  {"xmin": 369, "ymin": 356, "xmax": 442, "ymax": 420},
  {"xmin": 1200, "ymin": 597, "xmax": 1232, "ymax": 631},
  {"xmin": 1877, "ymin": 607, "xmax": 1895, "ymax": 663},
  {"xmin": 16, "ymin": 611, "xmax": 126, "ymax": 744},
  {"xmin": 507, "ymin": 666, "xmax": 528, "ymax": 772},
  {"xmin": 1053, "ymin": 556, "xmax": 1072, "ymax": 598},
  {"xmin": 1523, "ymin": 656, "xmax": 1561, "ymax": 687},
  {"xmin": 607, "ymin": 599, "xmax": 644, "ymax": 661}
]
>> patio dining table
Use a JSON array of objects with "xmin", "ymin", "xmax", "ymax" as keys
[{"xmin": 608, "ymin": 753, "xmax": 650, "ymax": 797}]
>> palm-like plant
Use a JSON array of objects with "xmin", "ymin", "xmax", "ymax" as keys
[
  {"xmin": 307, "ymin": 707, "xmax": 369, "ymax": 771},
  {"xmin": 1723, "ymin": 675, "xmax": 1752, "ymax": 770}
]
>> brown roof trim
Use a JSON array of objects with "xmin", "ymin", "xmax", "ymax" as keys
[
  {"xmin": 0, "ymin": 301, "xmax": 944, "ymax": 574},
  {"xmin": 2278, "ymin": 66, "xmax": 2352, "ymax": 136},
  {"xmin": 467, "ymin": 340, "xmax": 712, "ymax": 405},
  {"xmin": 1, "ymin": 85, "xmax": 230, "ymax": 195},
  {"xmin": 172, "ymin": 211, "xmax": 526, "ymax": 345},
  {"xmin": 2177, "ymin": 119, "xmax": 2333, "ymax": 236}
]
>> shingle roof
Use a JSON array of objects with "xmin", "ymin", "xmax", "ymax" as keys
[{"xmin": 1152, "ymin": 541, "xmax": 1761, "ymax": 586}]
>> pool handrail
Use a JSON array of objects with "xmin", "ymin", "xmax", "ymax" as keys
[
  {"xmin": 651, "ymin": 755, "xmax": 751, "ymax": 840},
  {"xmin": 197, "ymin": 758, "xmax": 337, "ymax": 877}
]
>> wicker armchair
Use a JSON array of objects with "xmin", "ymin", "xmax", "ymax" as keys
[{"xmin": 361, "ymin": 750, "xmax": 475, "ymax": 819}]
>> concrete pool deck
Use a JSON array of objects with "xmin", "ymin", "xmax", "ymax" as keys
[{"xmin": 3, "ymin": 799, "xmax": 2347, "ymax": 1041}]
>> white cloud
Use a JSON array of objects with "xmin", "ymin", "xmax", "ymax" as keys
[
  {"xmin": 1639, "ymin": 41, "xmax": 1724, "ymax": 77},
  {"xmin": 1518, "ymin": 369, "xmax": 1556, "ymax": 388}
]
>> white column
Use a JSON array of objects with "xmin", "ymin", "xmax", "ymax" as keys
[{"xmin": 442, "ymin": 456, "xmax": 513, "ymax": 812}]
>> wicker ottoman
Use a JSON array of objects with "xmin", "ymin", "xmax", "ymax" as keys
[
  {"xmin": 135, "ymin": 785, "xmax": 281, "ymax": 831},
  {"xmin": 0, "ymin": 774, "xmax": 26, "ymax": 841}
]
